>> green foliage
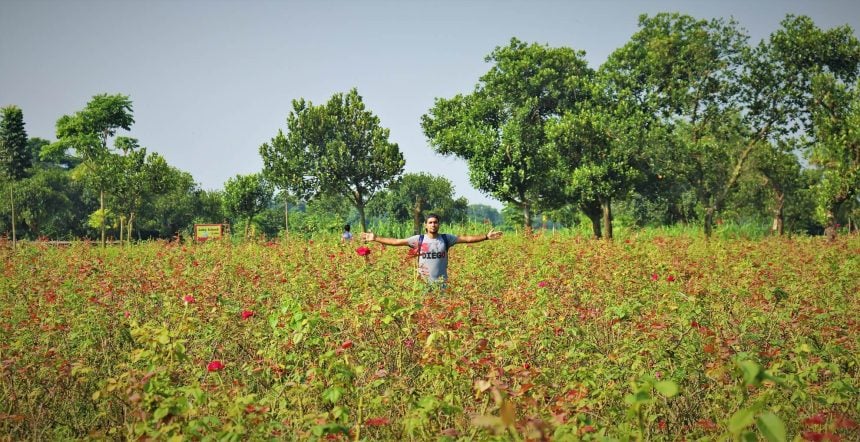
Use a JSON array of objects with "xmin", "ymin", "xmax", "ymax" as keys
[
  {"xmin": 0, "ymin": 105, "xmax": 31, "ymax": 181},
  {"xmin": 422, "ymin": 38, "xmax": 593, "ymax": 228},
  {"xmin": 369, "ymin": 173, "xmax": 468, "ymax": 234},
  {"xmin": 466, "ymin": 204, "xmax": 501, "ymax": 225},
  {"xmin": 222, "ymin": 173, "xmax": 274, "ymax": 238},
  {"xmin": 809, "ymin": 75, "xmax": 860, "ymax": 233},
  {"xmin": 262, "ymin": 88, "xmax": 404, "ymax": 232},
  {"xmin": 47, "ymin": 93, "xmax": 135, "ymax": 245},
  {"xmin": 0, "ymin": 105, "xmax": 32, "ymax": 246},
  {"xmin": 0, "ymin": 168, "xmax": 91, "ymax": 239},
  {"xmin": 49, "ymin": 94, "xmax": 134, "ymax": 162}
]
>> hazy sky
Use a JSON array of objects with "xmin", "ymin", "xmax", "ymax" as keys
[{"xmin": 2, "ymin": 0, "xmax": 859, "ymax": 209}]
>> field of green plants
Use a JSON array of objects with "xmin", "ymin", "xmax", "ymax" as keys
[{"xmin": 1, "ymin": 233, "xmax": 858, "ymax": 441}]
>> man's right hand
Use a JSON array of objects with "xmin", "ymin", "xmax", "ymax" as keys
[{"xmin": 361, "ymin": 232, "xmax": 375, "ymax": 242}]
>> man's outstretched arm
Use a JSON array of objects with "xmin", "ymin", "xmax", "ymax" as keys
[
  {"xmin": 361, "ymin": 232, "xmax": 410, "ymax": 246},
  {"xmin": 456, "ymin": 228, "xmax": 503, "ymax": 244}
]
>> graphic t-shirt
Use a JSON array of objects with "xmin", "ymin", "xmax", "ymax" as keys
[{"xmin": 406, "ymin": 234, "xmax": 458, "ymax": 283}]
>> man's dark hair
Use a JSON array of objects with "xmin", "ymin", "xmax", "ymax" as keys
[
  {"xmin": 425, "ymin": 213, "xmax": 442, "ymax": 223},
  {"xmin": 344, "ymin": 224, "xmax": 351, "ymax": 232}
]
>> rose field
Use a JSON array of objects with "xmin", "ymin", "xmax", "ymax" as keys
[{"xmin": 1, "ymin": 233, "xmax": 858, "ymax": 441}]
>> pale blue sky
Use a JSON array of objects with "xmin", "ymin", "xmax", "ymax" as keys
[{"xmin": 2, "ymin": 0, "xmax": 858, "ymax": 209}]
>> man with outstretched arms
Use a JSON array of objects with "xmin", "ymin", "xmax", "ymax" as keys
[{"xmin": 361, "ymin": 213, "xmax": 502, "ymax": 286}]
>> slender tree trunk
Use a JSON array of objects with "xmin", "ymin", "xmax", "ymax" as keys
[
  {"xmin": 119, "ymin": 216, "xmax": 124, "ymax": 245},
  {"xmin": 704, "ymin": 141, "xmax": 759, "ymax": 239},
  {"xmin": 601, "ymin": 198, "xmax": 613, "ymax": 240},
  {"xmin": 824, "ymin": 208, "xmax": 837, "ymax": 242},
  {"xmin": 100, "ymin": 189, "xmax": 106, "ymax": 247},
  {"xmin": 358, "ymin": 203, "xmax": 367, "ymax": 232},
  {"xmin": 284, "ymin": 194, "xmax": 289, "ymax": 236},
  {"xmin": 704, "ymin": 206, "xmax": 715, "ymax": 238},
  {"xmin": 128, "ymin": 212, "xmax": 135, "ymax": 245},
  {"xmin": 522, "ymin": 202, "xmax": 532, "ymax": 233},
  {"xmin": 10, "ymin": 184, "xmax": 16, "ymax": 249},
  {"xmin": 412, "ymin": 196, "xmax": 424, "ymax": 235},
  {"xmin": 245, "ymin": 216, "xmax": 251, "ymax": 239},
  {"xmin": 770, "ymin": 192, "xmax": 785, "ymax": 236}
]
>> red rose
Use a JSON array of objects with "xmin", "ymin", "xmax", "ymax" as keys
[
  {"xmin": 356, "ymin": 246, "xmax": 371, "ymax": 256},
  {"xmin": 183, "ymin": 294, "xmax": 195, "ymax": 304},
  {"xmin": 207, "ymin": 360, "xmax": 224, "ymax": 372},
  {"xmin": 241, "ymin": 310, "xmax": 254, "ymax": 320}
]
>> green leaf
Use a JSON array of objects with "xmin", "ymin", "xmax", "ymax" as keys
[
  {"xmin": 153, "ymin": 405, "xmax": 170, "ymax": 421},
  {"xmin": 738, "ymin": 360, "xmax": 761, "ymax": 386},
  {"xmin": 756, "ymin": 412, "xmax": 786, "ymax": 442},
  {"xmin": 655, "ymin": 380, "xmax": 679, "ymax": 397},
  {"xmin": 157, "ymin": 332, "xmax": 170, "ymax": 345},
  {"xmin": 729, "ymin": 407, "xmax": 757, "ymax": 434},
  {"xmin": 322, "ymin": 386, "xmax": 343, "ymax": 404}
]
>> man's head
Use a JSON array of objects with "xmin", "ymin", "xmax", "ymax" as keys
[{"xmin": 424, "ymin": 213, "xmax": 441, "ymax": 234}]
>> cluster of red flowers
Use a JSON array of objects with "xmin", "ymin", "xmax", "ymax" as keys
[{"xmin": 650, "ymin": 273, "xmax": 675, "ymax": 282}]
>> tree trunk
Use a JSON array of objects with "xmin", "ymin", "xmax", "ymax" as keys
[
  {"xmin": 244, "ymin": 216, "xmax": 251, "ymax": 239},
  {"xmin": 100, "ymin": 189, "xmax": 106, "ymax": 247},
  {"xmin": 601, "ymin": 198, "xmax": 613, "ymax": 240},
  {"xmin": 128, "ymin": 212, "xmax": 135, "ymax": 245},
  {"xmin": 705, "ymin": 141, "xmax": 758, "ymax": 238},
  {"xmin": 770, "ymin": 192, "xmax": 785, "ymax": 236},
  {"xmin": 522, "ymin": 203, "xmax": 532, "ymax": 232},
  {"xmin": 358, "ymin": 203, "xmax": 367, "ymax": 232},
  {"xmin": 824, "ymin": 208, "xmax": 837, "ymax": 242},
  {"xmin": 704, "ymin": 206, "xmax": 715, "ymax": 238},
  {"xmin": 582, "ymin": 201, "xmax": 602, "ymax": 239},
  {"xmin": 119, "ymin": 215, "xmax": 124, "ymax": 245},
  {"xmin": 412, "ymin": 196, "xmax": 424, "ymax": 235},
  {"xmin": 10, "ymin": 184, "xmax": 16, "ymax": 249},
  {"xmin": 284, "ymin": 193, "xmax": 289, "ymax": 235}
]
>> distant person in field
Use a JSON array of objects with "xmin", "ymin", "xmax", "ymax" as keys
[
  {"xmin": 360, "ymin": 213, "xmax": 502, "ymax": 287},
  {"xmin": 341, "ymin": 224, "xmax": 353, "ymax": 243}
]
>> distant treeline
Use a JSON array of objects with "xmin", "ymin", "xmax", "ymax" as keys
[{"xmin": 2, "ymin": 13, "xmax": 859, "ymax": 242}]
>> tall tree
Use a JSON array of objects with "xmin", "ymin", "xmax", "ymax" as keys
[
  {"xmin": 809, "ymin": 75, "xmax": 860, "ymax": 240},
  {"xmin": 749, "ymin": 141, "xmax": 805, "ymax": 235},
  {"xmin": 260, "ymin": 123, "xmax": 319, "ymax": 235},
  {"xmin": 421, "ymin": 38, "xmax": 593, "ymax": 229},
  {"xmin": 741, "ymin": 15, "xmax": 860, "ymax": 237},
  {"xmin": 107, "ymin": 137, "xmax": 171, "ymax": 243},
  {"xmin": 262, "ymin": 89, "xmax": 404, "ymax": 232},
  {"xmin": 46, "ymin": 94, "xmax": 134, "ymax": 245},
  {"xmin": 603, "ymin": 13, "xmax": 749, "ymax": 237},
  {"xmin": 0, "ymin": 105, "xmax": 32, "ymax": 248},
  {"xmin": 222, "ymin": 173, "xmax": 274, "ymax": 239},
  {"xmin": 547, "ymin": 76, "xmax": 655, "ymax": 239}
]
